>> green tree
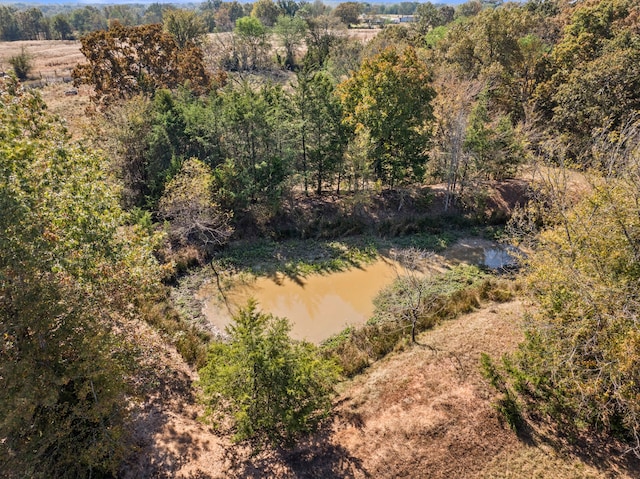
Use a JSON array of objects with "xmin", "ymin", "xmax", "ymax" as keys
[
  {"xmin": 278, "ymin": 0, "xmax": 301, "ymax": 17},
  {"xmin": 51, "ymin": 14, "xmax": 73, "ymax": 40},
  {"xmin": 232, "ymin": 16, "xmax": 271, "ymax": 70},
  {"xmin": 274, "ymin": 14, "xmax": 307, "ymax": 69},
  {"xmin": 464, "ymin": 95, "xmax": 525, "ymax": 181},
  {"xmin": 103, "ymin": 4, "xmax": 140, "ymax": 27},
  {"xmin": 0, "ymin": 6, "xmax": 20, "ymax": 41},
  {"xmin": 414, "ymin": 2, "xmax": 448, "ymax": 35},
  {"xmin": 69, "ymin": 6, "xmax": 107, "ymax": 34},
  {"xmin": 339, "ymin": 46, "xmax": 436, "ymax": 187},
  {"xmin": 536, "ymin": 0, "xmax": 640, "ymax": 161},
  {"xmin": 217, "ymin": 82, "xmax": 292, "ymax": 208},
  {"xmin": 294, "ymin": 70, "xmax": 350, "ymax": 194},
  {"xmin": 16, "ymin": 7, "xmax": 48, "ymax": 40},
  {"xmin": 303, "ymin": 14, "xmax": 345, "ymax": 68},
  {"xmin": 333, "ymin": 2, "xmax": 362, "ymax": 27},
  {"xmin": 438, "ymin": 4, "xmax": 545, "ymax": 123},
  {"xmin": 251, "ymin": 0, "xmax": 280, "ymax": 26},
  {"xmin": 73, "ymin": 22, "xmax": 210, "ymax": 106},
  {"xmin": 8, "ymin": 47, "xmax": 32, "ymax": 81},
  {"xmin": 143, "ymin": 2, "xmax": 168, "ymax": 24},
  {"xmin": 163, "ymin": 8, "xmax": 207, "ymax": 49},
  {"xmin": 199, "ymin": 301, "xmax": 340, "ymax": 445},
  {"xmin": 0, "ymin": 77, "xmax": 162, "ymax": 478}
]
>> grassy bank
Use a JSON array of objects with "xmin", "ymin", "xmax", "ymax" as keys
[
  {"xmin": 322, "ymin": 265, "xmax": 520, "ymax": 377},
  {"xmin": 167, "ymin": 228, "xmax": 509, "ymax": 368}
]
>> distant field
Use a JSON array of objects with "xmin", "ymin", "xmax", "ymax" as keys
[
  {"xmin": 0, "ymin": 28, "xmax": 380, "ymax": 137},
  {"xmin": 0, "ymin": 39, "xmax": 83, "ymax": 83}
]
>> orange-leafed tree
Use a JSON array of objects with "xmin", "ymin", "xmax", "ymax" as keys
[{"xmin": 73, "ymin": 22, "xmax": 210, "ymax": 107}]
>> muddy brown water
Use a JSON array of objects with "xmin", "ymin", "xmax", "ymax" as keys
[{"xmin": 200, "ymin": 238, "xmax": 517, "ymax": 343}]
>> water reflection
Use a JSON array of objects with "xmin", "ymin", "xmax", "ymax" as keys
[
  {"xmin": 202, "ymin": 258, "xmax": 409, "ymax": 343},
  {"xmin": 201, "ymin": 238, "xmax": 519, "ymax": 343}
]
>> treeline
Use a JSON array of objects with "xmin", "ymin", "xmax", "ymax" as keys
[
  {"xmin": 75, "ymin": 0, "xmax": 640, "ymax": 246},
  {"xmin": 0, "ymin": 0, "xmax": 503, "ymax": 41}
]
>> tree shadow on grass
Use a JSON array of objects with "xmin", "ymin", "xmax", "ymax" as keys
[
  {"xmin": 515, "ymin": 413, "xmax": 640, "ymax": 476},
  {"xmin": 120, "ymin": 367, "xmax": 217, "ymax": 479},
  {"xmin": 225, "ymin": 423, "xmax": 370, "ymax": 478}
]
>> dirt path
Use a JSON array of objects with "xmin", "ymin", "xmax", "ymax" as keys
[{"xmin": 122, "ymin": 298, "xmax": 640, "ymax": 478}]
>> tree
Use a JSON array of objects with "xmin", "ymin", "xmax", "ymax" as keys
[
  {"xmin": 333, "ymin": 2, "xmax": 362, "ymax": 27},
  {"xmin": 504, "ymin": 120, "xmax": 640, "ymax": 453},
  {"xmin": 51, "ymin": 14, "xmax": 73, "ymax": 40},
  {"xmin": 73, "ymin": 22, "xmax": 210, "ymax": 107},
  {"xmin": 213, "ymin": 1, "xmax": 244, "ymax": 32},
  {"xmin": 8, "ymin": 47, "xmax": 32, "ymax": 81},
  {"xmin": 277, "ymin": 0, "xmax": 301, "ymax": 17},
  {"xmin": 303, "ymin": 14, "xmax": 345, "ymax": 68},
  {"xmin": 163, "ymin": 8, "xmax": 207, "ymax": 49},
  {"xmin": 0, "ymin": 77, "xmax": 162, "ymax": 478},
  {"xmin": 464, "ymin": 95, "xmax": 525, "ymax": 181},
  {"xmin": 216, "ymin": 82, "xmax": 292, "ymax": 207},
  {"xmin": 456, "ymin": 0, "xmax": 482, "ymax": 19},
  {"xmin": 429, "ymin": 69, "xmax": 482, "ymax": 210},
  {"xmin": 232, "ymin": 16, "xmax": 271, "ymax": 70},
  {"xmin": 294, "ymin": 70, "xmax": 350, "ymax": 194},
  {"xmin": 536, "ymin": 0, "xmax": 640, "ymax": 161},
  {"xmin": 437, "ymin": 5, "xmax": 544, "ymax": 123},
  {"xmin": 158, "ymin": 158, "xmax": 233, "ymax": 249},
  {"xmin": 414, "ymin": 2, "xmax": 448, "ymax": 35},
  {"xmin": 103, "ymin": 5, "xmax": 140, "ymax": 27},
  {"xmin": 16, "ymin": 7, "xmax": 48, "ymax": 40},
  {"xmin": 339, "ymin": 46, "xmax": 436, "ymax": 187},
  {"xmin": 251, "ymin": 0, "xmax": 280, "ymax": 26},
  {"xmin": 143, "ymin": 2, "xmax": 168, "ymax": 24},
  {"xmin": 69, "ymin": 6, "xmax": 107, "ymax": 34},
  {"xmin": 0, "ymin": 6, "xmax": 20, "ymax": 41},
  {"xmin": 199, "ymin": 301, "xmax": 340, "ymax": 445},
  {"xmin": 274, "ymin": 14, "xmax": 307, "ymax": 69}
]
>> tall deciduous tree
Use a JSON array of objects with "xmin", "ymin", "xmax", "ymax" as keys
[
  {"xmin": 339, "ymin": 46, "xmax": 436, "ymax": 187},
  {"xmin": 73, "ymin": 22, "xmax": 210, "ymax": 106},
  {"xmin": 0, "ymin": 77, "xmax": 162, "ymax": 478},
  {"xmin": 158, "ymin": 158, "xmax": 233, "ymax": 249},
  {"xmin": 232, "ymin": 16, "xmax": 271, "ymax": 70},
  {"xmin": 163, "ymin": 8, "xmax": 207, "ymax": 49},
  {"xmin": 251, "ymin": 0, "xmax": 280, "ymax": 26},
  {"xmin": 274, "ymin": 14, "xmax": 307, "ymax": 69},
  {"xmin": 333, "ymin": 2, "xmax": 362, "ymax": 27}
]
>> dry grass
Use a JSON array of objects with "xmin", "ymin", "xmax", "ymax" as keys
[
  {"xmin": 0, "ymin": 39, "xmax": 83, "ymax": 82},
  {"xmin": 0, "ymin": 39, "xmax": 92, "ymax": 139},
  {"xmin": 120, "ymin": 297, "xmax": 640, "ymax": 478}
]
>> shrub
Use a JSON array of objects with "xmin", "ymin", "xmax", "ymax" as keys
[
  {"xmin": 199, "ymin": 301, "xmax": 341, "ymax": 445},
  {"xmin": 8, "ymin": 47, "xmax": 32, "ymax": 80}
]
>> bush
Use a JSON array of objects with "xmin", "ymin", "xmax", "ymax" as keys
[
  {"xmin": 8, "ymin": 47, "xmax": 32, "ymax": 81},
  {"xmin": 199, "ymin": 301, "xmax": 341, "ymax": 445}
]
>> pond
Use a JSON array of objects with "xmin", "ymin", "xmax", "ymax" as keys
[{"xmin": 199, "ymin": 238, "xmax": 518, "ymax": 343}]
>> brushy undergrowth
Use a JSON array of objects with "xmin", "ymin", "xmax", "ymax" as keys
[
  {"xmin": 143, "ymin": 298, "xmax": 212, "ymax": 368},
  {"xmin": 323, "ymin": 265, "xmax": 519, "ymax": 377}
]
